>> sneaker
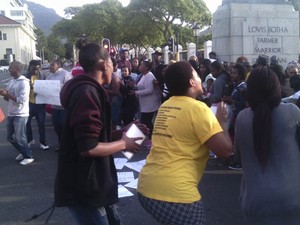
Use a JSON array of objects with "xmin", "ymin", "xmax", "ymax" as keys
[
  {"xmin": 228, "ymin": 162, "xmax": 242, "ymax": 171},
  {"xmin": 15, "ymin": 154, "xmax": 24, "ymax": 161},
  {"xmin": 28, "ymin": 139, "xmax": 35, "ymax": 147},
  {"xmin": 20, "ymin": 158, "xmax": 34, "ymax": 165},
  {"xmin": 40, "ymin": 143, "xmax": 50, "ymax": 150}
]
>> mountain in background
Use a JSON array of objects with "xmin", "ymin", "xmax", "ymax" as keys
[{"xmin": 23, "ymin": 0, "xmax": 62, "ymax": 36}]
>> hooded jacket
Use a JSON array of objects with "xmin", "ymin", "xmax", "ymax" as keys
[
  {"xmin": 6, "ymin": 75, "xmax": 30, "ymax": 117},
  {"xmin": 54, "ymin": 75, "xmax": 118, "ymax": 207}
]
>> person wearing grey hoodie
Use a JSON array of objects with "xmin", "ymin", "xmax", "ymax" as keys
[{"xmin": 0, "ymin": 61, "xmax": 34, "ymax": 165}]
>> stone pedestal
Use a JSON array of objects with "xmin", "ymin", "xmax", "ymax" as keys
[
  {"xmin": 204, "ymin": 41, "xmax": 212, "ymax": 59},
  {"xmin": 212, "ymin": 2, "xmax": 299, "ymax": 67}
]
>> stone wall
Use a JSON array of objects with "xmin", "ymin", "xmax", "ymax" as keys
[{"xmin": 212, "ymin": 2, "xmax": 299, "ymax": 67}]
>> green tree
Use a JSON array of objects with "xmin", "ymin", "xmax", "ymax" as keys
[
  {"xmin": 52, "ymin": 18, "xmax": 83, "ymax": 44},
  {"xmin": 127, "ymin": 0, "xmax": 211, "ymax": 42},
  {"xmin": 63, "ymin": 6, "xmax": 81, "ymax": 17},
  {"xmin": 47, "ymin": 34, "xmax": 65, "ymax": 59},
  {"xmin": 49, "ymin": 0, "xmax": 212, "ymax": 57},
  {"xmin": 120, "ymin": 7, "xmax": 164, "ymax": 49},
  {"xmin": 52, "ymin": 0, "xmax": 124, "ymax": 46},
  {"xmin": 35, "ymin": 28, "xmax": 47, "ymax": 59}
]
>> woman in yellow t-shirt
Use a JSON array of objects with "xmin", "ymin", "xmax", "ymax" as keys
[{"xmin": 137, "ymin": 61, "xmax": 233, "ymax": 225}]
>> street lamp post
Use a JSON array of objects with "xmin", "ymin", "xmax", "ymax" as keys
[{"xmin": 192, "ymin": 23, "xmax": 201, "ymax": 55}]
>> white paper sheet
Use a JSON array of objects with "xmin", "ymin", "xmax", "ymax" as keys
[
  {"xmin": 34, "ymin": 80, "xmax": 61, "ymax": 106},
  {"xmin": 123, "ymin": 124, "xmax": 146, "ymax": 159},
  {"xmin": 211, "ymin": 105, "xmax": 217, "ymax": 115},
  {"xmin": 117, "ymin": 171, "xmax": 135, "ymax": 183},
  {"xmin": 114, "ymin": 158, "xmax": 128, "ymax": 170},
  {"xmin": 125, "ymin": 159, "xmax": 146, "ymax": 173},
  {"xmin": 118, "ymin": 185, "xmax": 134, "ymax": 198},
  {"xmin": 124, "ymin": 178, "xmax": 138, "ymax": 189}
]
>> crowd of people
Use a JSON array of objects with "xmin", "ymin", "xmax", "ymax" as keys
[{"xmin": 0, "ymin": 37, "xmax": 300, "ymax": 224}]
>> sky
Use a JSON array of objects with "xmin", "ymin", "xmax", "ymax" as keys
[{"xmin": 26, "ymin": 0, "xmax": 223, "ymax": 18}]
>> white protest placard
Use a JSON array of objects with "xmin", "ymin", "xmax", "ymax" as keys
[
  {"xmin": 34, "ymin": 80, "xmax": 61, "ymax": 106},
  {"xmin": 117, "ymin": 172, "xmax": 135, "ymax": 183}
]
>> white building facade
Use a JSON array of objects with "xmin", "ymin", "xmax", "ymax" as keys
[{"xmin": 0, "ymin": 0, "xmax": 37, "ymax": 65}]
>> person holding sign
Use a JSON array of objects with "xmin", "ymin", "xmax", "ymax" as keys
[
  {"xmin": 137, "ymin": 61, "xmax": 232, "ymax": 225},
  {"xmin": 46, "ymin": 59, "xmax": 72, "ymax": 148},
  {"xmin": 54, "ymin": 42, "xmax": 148, "ymax": 225}
]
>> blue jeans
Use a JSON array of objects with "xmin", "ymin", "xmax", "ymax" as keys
[
  {"xmin": 7, "ymin": 116, "xmax": 33, "ymax": 158},
  {"xmin": 69, "ymin": 205, "xmax": 109, "ymax": 225},
  {"xmin": 51, "ymin": 108, "xmax": 66, "ymax": 142},
  {"xmin": 26, "ymin": 103, "xmax": 47, "ymax": 144}
]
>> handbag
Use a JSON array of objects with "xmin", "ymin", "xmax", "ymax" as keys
[{"xmin": 0, "ymin": 107, "xmax": 5, "ymax": 123}]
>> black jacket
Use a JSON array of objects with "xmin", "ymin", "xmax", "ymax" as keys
[{"xmin": 54, "ymin": 75, "xmax": 118, "ymax": 207}]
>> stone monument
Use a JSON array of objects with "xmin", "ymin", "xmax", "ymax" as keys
[{"xmin": 212, "ymin": 0, "xmax": 300, "ymax": 67}]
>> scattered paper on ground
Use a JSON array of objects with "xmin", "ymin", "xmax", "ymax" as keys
[
  {"xmin": 114, "ymin": 158, "xmax": 128, "ymax": 170},
  {"xmin": 117, "ymin": 171, "xmax": 135, "ymax": 183},
  {"xmin": 118, "ymin": 185, "xmax": 134, "ymax": 198},
  {"xmin": 125, "ymin": 160, "xmax": 146, "ymax": 173},
  {"xmin": 124, "ymin": 178, "xmax": 138, "ymax": 189}
]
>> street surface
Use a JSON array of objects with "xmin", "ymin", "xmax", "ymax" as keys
[{"xmin": 0, "ymin": 72, "xmax": 245, "ymax": 225}]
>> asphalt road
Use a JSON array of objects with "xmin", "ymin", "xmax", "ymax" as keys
[{"xmin": 0, "ymin": 72, "xmax": 245, "ymax": 225}]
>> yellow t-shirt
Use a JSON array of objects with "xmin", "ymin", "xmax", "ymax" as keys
[
  {"xmin": 29, "ymin": 75, "xmax": 38, "ymax": 103},
  {"xmin": 138, "ymin": 96, "xmax": 223, "ymax": 203}
]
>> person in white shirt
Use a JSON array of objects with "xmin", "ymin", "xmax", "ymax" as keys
[
  {"xmin": 131, "ymin": 60, "xmax": 161, "ymax": 138},
  {"xmin": 0, "ymin": 61, "xmax": 34, "ymax": 165},
  {"xmin": 47, "ymin": 59, "xmax": 72, "ymax": 148}
]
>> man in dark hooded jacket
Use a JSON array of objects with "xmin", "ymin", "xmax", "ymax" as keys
[{"xmin": 54, "ymin": 42, "xmax": 148, "ymax": 225}]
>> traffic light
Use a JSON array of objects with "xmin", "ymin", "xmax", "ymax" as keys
[
  {"xmin": 168, "ymin": 37, "xmax": 175, "ymax": 53},
  {"xmin": 109, "ymin": 47, "xmax": 116, "ymax": 57},
  {"xmin": 102, "ymin": 38, "xmax": 110, "ymax": 52}
]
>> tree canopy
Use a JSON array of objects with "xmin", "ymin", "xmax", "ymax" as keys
[{"xmin": 37, "ymin": 0, "xmax": 211, "ymax": 59}]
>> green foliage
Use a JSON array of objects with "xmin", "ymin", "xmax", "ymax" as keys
[
  {"xmin": 127, "ymin": 0, "xmax": 211, "ymax": 42},
  {"xmin": 35, "ymin": 28, "xmax": 46, "ymax": 51},
  {"xmin": 47, "ymin": 34, "xmax": 66, "ymax": 59},
  {"xmin": 64, "ymin": 6, "xmax": 81, "ymax": 17},
  {"xmin": 47, "ymin": 0, "xmax": 211, "ymax": 59}
]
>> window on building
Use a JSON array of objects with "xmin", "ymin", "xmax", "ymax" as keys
[
  {"xmin": 6, "ymin": 49, "xmax": 13, "ymax": 55},
  {"xmin": 10, "ymin": 10, "xmax": 23, "ymax": 17},
  {"xmin": 0, "ymin": 11, "xmax": 5, "ymax": 16},
  {"xmin": 0, "ymin": 31, "xmax": 2, "ymax": 40},
  {"xmin": 3, "ymin": 33, "xmax": 7, "ymax": 40}
]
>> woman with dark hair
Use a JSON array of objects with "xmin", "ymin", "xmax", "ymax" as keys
[
  {"xmin": 223, "ymin": 63, "xmax": 247, "ymax": 120},
  {"xmin": 54, "ymin": 42, "xmax": 148, "ymax": 225},
  {"xmin": 270, "ymin": 64, "xmax": 294, "ymax": 98},
  {"xmin": 235, "ymin": 67, "xmax": 300, "ymax": 224},
  {"xmin": 104, "ymin": 57, "xmax": 123, "ymax": 129},
  {"xmin": 188, "ymin": 58, "xmax": 200, "ymax": 77},
  {"xmin": 131, "ymin": 60, "xmax": 161, "ymax": 139},
  {"xmin": 71, "ymin": 35, "xmax": 87, "ymax": 77},
  {"xmin": 199, "ymin": 59, "xmax": 215, "ymax": 94},
  {"xmin": 137, "ymin": 61, "xmax": 232, "ymax": 225},
  {"xmin": 209, "ymin": 61, "xmax": 233, "ymax": 104},
  {"xmin": 223, "ymin": 63, "xmax": 247, "ymax": 170}
]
